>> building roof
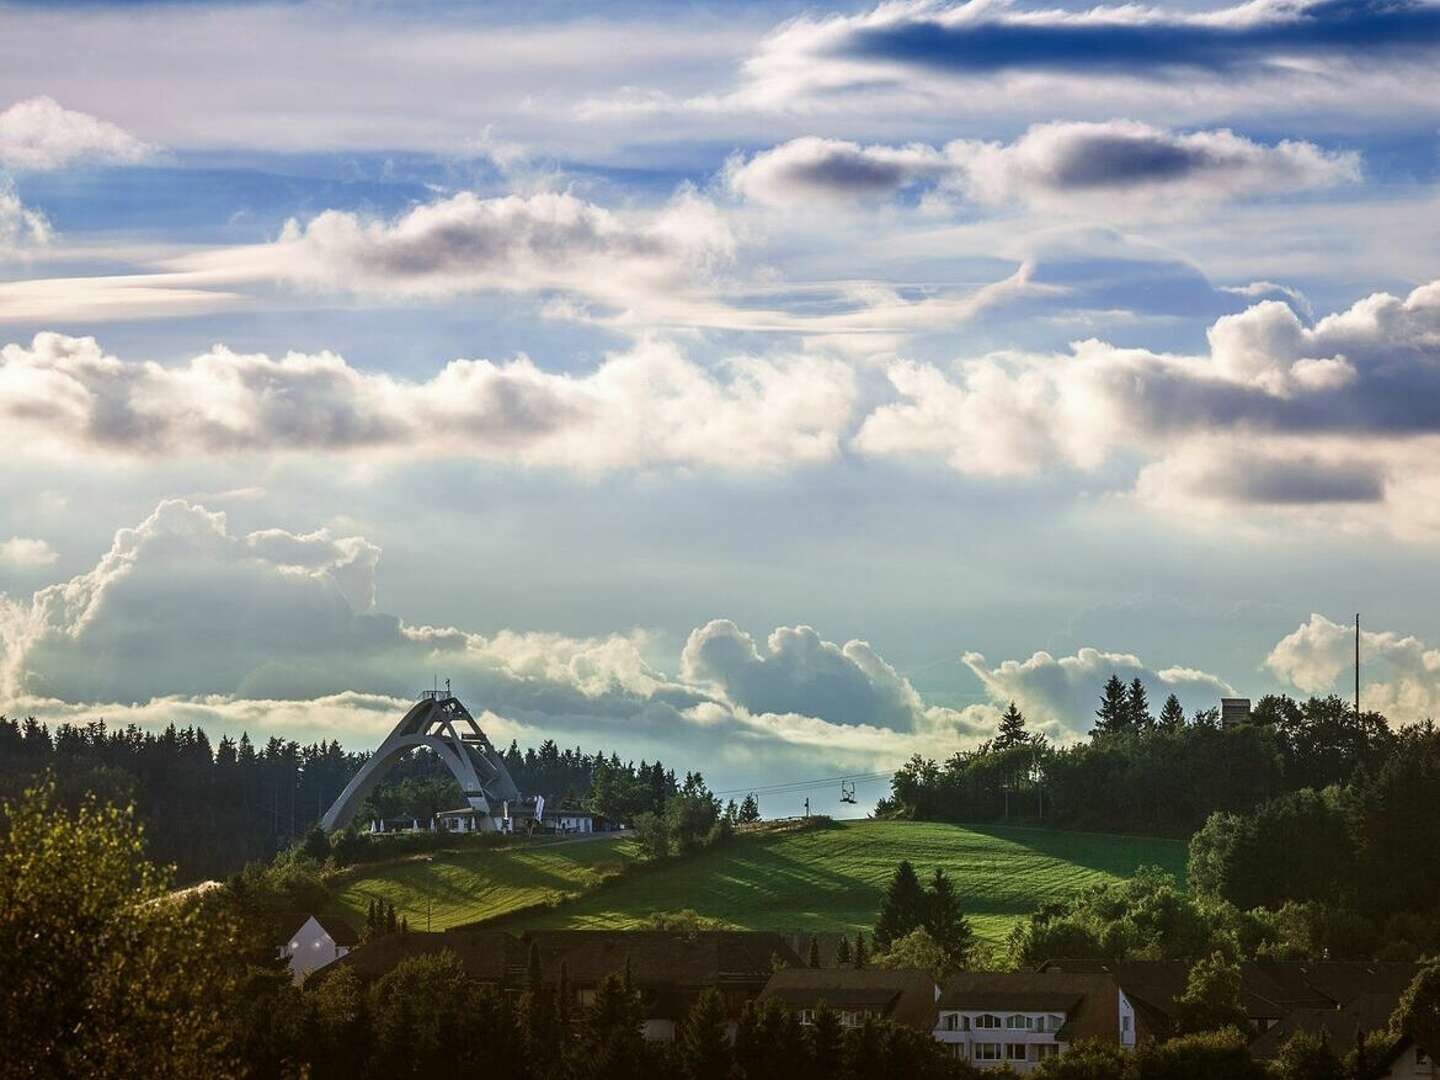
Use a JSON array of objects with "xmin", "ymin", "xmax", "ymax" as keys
[
  {"xmin": 940, "ymin": 972, "xmax": 1117, "ymax": 1043},
  {"xmin": 279, "ymin": 912, "xmax": 360, "ymax": 948},
  {"xmin": 1041, "ymin": 959, "xmax": 1420, "ymax": 1044},
  {"xmin": 760, "ymin": 969, "xmax": 938, "ymax": 1032},
  {"xmin": 313, "ymin": 928, "xmax": 799, "ymax": 994}
]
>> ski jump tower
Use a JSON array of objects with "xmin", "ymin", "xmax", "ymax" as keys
[{"xmin": 320, "ymin": 687, "xmax": 520, "ymax": 833}]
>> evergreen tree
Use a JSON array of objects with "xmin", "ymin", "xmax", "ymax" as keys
[
  {"xmin": 527, "ymin": 940, "xmax": 543, "ymax": 991},
  {"xmin": 853, "ymin": 932, "xmax": 867, "ymax": 969},
  {"xmin": 834, "ymin": 936, "xmax": 852, "ymax": 966},
  {"xmin": 678, "ymin": 988, "xmax": 730, "ymax": 1080},
  {"xmin": 1127, "ymin": 678, "xmax": 1153, "ymax": 729},
  {"xmin": 1159, "ymin": 693, "xmax": 1187, "ymax": 732},
  {"xmin": 873, "ymin": 860, "xmax": 926, "ymax": 949},
  {"xmin": 558, "ymin": 959, "xmax": 571, "ymax": 1025},
  {"xmin": 577, "ymin": 972, "xmax": 646, "ymax": 1080},
  {"xmin": 922, "ymin": 868, "xmax": 975, "ymax": 968},
  {"xmin": 399, "ymin": 915, "xmax": 408, "ymax": 934},
  {"xmin": 807, "ymin": 936, "xmax": 821, "ymax": 968},
  {"xmin": 385, "ymin": 901, "xmax": 397, "ymax": 935},
  {"xmin": 366, "ymin": 897, "xmax": 377, "ymax": 937},
  {"xmin": 809, "ymin": 1003, "xmax": 844, "ymax": 1079},
  {"xmin": 995, "ymin": 701, "xmax": 1028, "ymax": 749},
  {"xmin": 738, "ymin": 793, "xmax": 760, "ymax": 823},
  {"xmin": 1093, "ymin": 674, "xmax": 1131, "ymax": 737}
]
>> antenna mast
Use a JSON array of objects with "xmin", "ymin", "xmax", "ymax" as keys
[{"xmin": 1352, "ymin": 613, "xmax": 1361, "ymax": 717}]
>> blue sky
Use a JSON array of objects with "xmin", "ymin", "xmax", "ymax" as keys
[{"xmin": 2, "ymin": 0, "xmax": 1440, "ymax": 815}]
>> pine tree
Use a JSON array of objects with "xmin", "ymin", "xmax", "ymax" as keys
[
  {"xmin": 738, "ymin": 793, "xmax": 760, "ymax": 823},
  {"xmin": 558, "ymin": 959, "xmax": 571, "ymax": 1025},
  {"xmin": 995, "ymin": 701, "xmax": 1028, "ymax": 749},
  {"xmin": 1127, "ymin": 678, "xmax": 1153, "ymax": 729},
  {"xmin": 527, "ymin": 940, "xmax": 543, "ymax": 990},
  {"xmin": 1159, "ymin": 693, "xmax": 1187, "ymax": 732},
  {"xmin": 922, "ymin": 867, "xmax": 975, "ymax": 967},
  {"xmin": 873, "ymin": 860, "xmax": 925, "ymax": 950},
  {"xmin": 835, "ymin": 936, "xmax": 852, "ymax": 966},
  {"xmin": 853, "ymin": 932, "xmax": 867, "ymax": 969},
  {"xmin": 1093, "ymin": 674, "xmax": 1131, "ymax": 738},
  {"xmin": 807, "ymin": 936, "xmax": 821, "ymax": 969},
  {"xmin": 366, "ymin": 897, "xmax": 377, "ymax": 938},
  {"xmin": 809, "ymin": 1003, "xmax": 844, "ymax": 1078},
  {"xmin": 384, "ymin": 901, "xmax": 397, "ymax": 934},
  {"xmin": 678, "ymin": 988, "xmax": 731, "ymax": 1080},
  {"xmin": 400, "ymin": 915, "xmax": 408, "ymax": 934}
]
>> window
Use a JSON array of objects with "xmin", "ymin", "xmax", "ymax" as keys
[
  {"xmin": 974, "ymin": 1043, "xmax": 1001, "ymax": 1061},
  {"xmin": 1122, "ymin": 1015, "xmax": 1132, "ymax": 1032},
  {"xmin": 1006, "ymin": 1014, "xmax": 1032, "ymax": 1030},
  {"xmin": 1035, "ymin": 1045, "xmax": 1060, "ymax": 1061},
  {"xmin": 1005, "ymin": 1044, "xmax": 1027, "ymax": 1061},
  {"xmin": 797, "ymin": 1009, "xmax": 814, "ymax": 1026},
  {"xmin": 577, "ymin": 989, "xmax": 597, "ymax": 1008},
  {"xmin": 975, "ymin": 1014, "xmax": 1002, "ymax": 1029},
  {"xmin": 941, "ymin": 1014, "xmax": 960, "ymax": 1031},
  {"xmin": 1046, "ymin": 1014, "xmax": 1064, "ymax": 1032}
]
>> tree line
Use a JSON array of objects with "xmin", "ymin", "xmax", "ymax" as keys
[{"xmin": 0, "ymin": 714, "xmax": 720, "ymax": 881}]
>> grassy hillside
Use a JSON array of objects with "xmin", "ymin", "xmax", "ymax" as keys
[
  {"xmin": 331, "ymin": 821, "xmax": 1186, "ymax": 944},
  {"xmin": 328, "ymin": 837, "xmax": 640, "ymax": 932}
]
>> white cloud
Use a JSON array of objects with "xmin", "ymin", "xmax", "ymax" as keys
[
  {"xmin": 0, "ymin": 537, "xmax": 58, "ymax": 568},
  {"xmin": 726, "ymin": 124, "xmax": 1357, "ymax": 210},
  {"xmin": 0, "ymin": 179, "xmax": 49, "ymax": 254},
  {"xmin": 0, "ymin": 333, "xmax": 856, "ymax": 471},
  {"xmin": 853, "ymin": 278, "xmax": 1440, "ymax": 534},
  {"xmin": 0, "ymin": 96, "xmax": 153, "ymax": 171},
  {"xmin": 963, "ymin": 646, "xmax": 1235, "ymax": 739},
  {"xmin": 1265, "ymin": 613, "xmax": 1440, "ymax": 723}
]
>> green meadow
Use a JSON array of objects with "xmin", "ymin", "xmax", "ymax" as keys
[{"xmin": 331, "ymin": 820, "xmax": 1185, "ymax": 943}]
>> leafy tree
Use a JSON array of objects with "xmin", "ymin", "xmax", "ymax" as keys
[
  {"xmin": 632, "ymin": 811, "xmax": 671, "ymax": 859},
  {"xmin": 996, "ymin": 701, "xmax": 1028, "ymax": 749},
  {"xmin": 0, "ymin": 779, "xmax": 243, "ymax": 1079},
  {"xmin": 1392, "ymin": 962, "xmax": 1440, "ymax": 1066},
  {"xmin": 366, "ymin": 951, "xmax": 476, "ymax": 1078},
  {"xmin": 1172, "ymin": 952, "xmax": 1248, "ymax": 1035},
  {"xmin": 1032, "ymin": 1039, "xmax": 1134, "ymax": 1079},
  {"xmin": 873, "ymin": 859, "xmax": 925, "ymax": 949},
  {"xmin": 1159, "ymin": 694, "xmax": 1187, "ymax": 732},
  {"xmin": 873, "ymin": 927, "xmax": 954, "ymax": 982},
  {"xmin": 1093, "ymin": 674, "xmax": 1131, "ymax": 738},
  {"xmin": 1271, "ymin": 1029, "xmax": 1346, "ymax": 1080},
  {"xmin": 678, "ymin": 987, "xmax": 731, "ymax": 1080},
  {"xmin": 1133, "ymin": 1028, "xmax": 1266, "ymax": 1080}
]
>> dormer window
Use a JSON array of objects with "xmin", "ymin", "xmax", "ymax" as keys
[
  {"xmin": 975, "ymin": 1014, "xmax": 1002, "ymax": 1029},
  {"xmin": 1006, "ymin": 1014, "xmax": 1032, "ymax": 1030}
]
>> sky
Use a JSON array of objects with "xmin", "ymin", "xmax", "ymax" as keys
[{"xmin": 2, "ymin": 0, "xmax": 1440, "ymax": 817}]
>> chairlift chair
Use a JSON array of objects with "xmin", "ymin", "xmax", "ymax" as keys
[{"xmin": 840, "ymin": 780, "xmax": 857, "ymax": 804}]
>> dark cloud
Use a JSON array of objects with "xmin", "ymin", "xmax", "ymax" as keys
[{"xmin": 837, "ymin": 0, "xmax": 1440, "ymax": 78}]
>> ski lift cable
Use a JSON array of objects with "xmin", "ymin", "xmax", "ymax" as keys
[{"xmin": 709, "ymin": 770, "xmax": 893, "ymax": 798}]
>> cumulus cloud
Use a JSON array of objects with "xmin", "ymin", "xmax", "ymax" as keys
[
  {"xmin": 198, "ymin": 190, "xmax": 734, "ymax": 303},
  {"xmin": 1265, "ymin": 613, "xmax": 1440, "ymax": 722},
  {"xmin": 0, "ymin": 96, "xmax": 154, "ymax": 171},
  {"xmin": 964, "ymin": 647, "xmax": 1235, "ymax": 739},
  {"xmin": 0, "ymin": 333, "xmax": 855, "ymax": 471},
  {"xmin": 726, "ymin": 124, "xmax": 1357, "ymax": 209},
  {"xmin": 854, "ymin": 277, "xmax": 1440, "ymax": 533},
  {"xmin": 0, "ymin": 180, "xmax": 49, "ymax": 254},
  {"xmin": 0, "ymin": 500, "xmax": 1006, "ymax": 780},
  {"xmin": 682, "ymin": 619, "xmax": 955, "ymax": 731},
  {"xmin": 0, "ymin": 537, "xmax": 58, "ymax": 568}
]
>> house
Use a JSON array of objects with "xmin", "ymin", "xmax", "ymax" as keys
[
  {"xmin": 278, "ymin": 914, "xmax": 360, "ymax": 984},
  {"xmin": 1040, "ymin": 959, "xmax": 1420, "ymax": 1051},
  {"xmin": 934, "ymin": 972, "xmax": 1118, "ymax": 1072},
  {"xmin": 1374, "ymin": 1036, "xmax": 1436, "ymax": 1079},
  {"xmin": 759, "ymin": 969, "xmax": 939, "ymax": 1033},
  {"xmin": 552, "ymin": 810, "xmax": 594, "ymax": 834},
  {"xmin": 311, "ymin": 928, "xmax": 799, "ymax": 1041}
]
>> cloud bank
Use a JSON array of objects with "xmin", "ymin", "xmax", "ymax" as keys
[
  {"xmin": 1267, "ymin": 613, "xmax": 1440, "ymax": 721},
  {"xmin": 0, "ymin": 334, "xmax": 854, "ymax": 471},
  {"xmin": 727, "ymin": 123, "xmax": 1358, "ymax": 208}
]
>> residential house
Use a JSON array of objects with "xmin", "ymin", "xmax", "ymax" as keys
[
  {"xmin": 934, "ymin": 972, "xmax": 1118, "ymax": 1072},
  {"xmin": 278, "ymin": 914, "xmax": 359, "ymax": 984},
  {"xmin": 759, "ymin": 969, "xmax": 939, "ymax": 1033}
]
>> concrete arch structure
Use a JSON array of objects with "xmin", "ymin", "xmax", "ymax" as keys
[{"xmin": 320, "ymin": 691, "xmax": 521, "ymax": 832}]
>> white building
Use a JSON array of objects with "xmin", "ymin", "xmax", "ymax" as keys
[
  {"xmin": 934, "ymin": 973, "xmax": 1118, "ymax": 1072},
  {"xmin": 278, "ymin": 914, "xmax": 359, "ymax": 984}
]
